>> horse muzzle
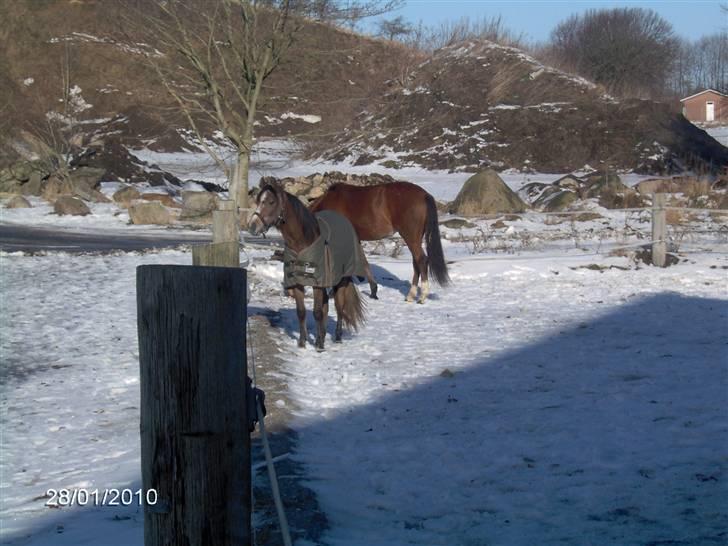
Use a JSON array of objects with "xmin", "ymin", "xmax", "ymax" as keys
[{"xmin": 247, "ymin": 211, "xmax": 268, "ymax": 236}]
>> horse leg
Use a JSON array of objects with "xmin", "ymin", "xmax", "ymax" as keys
[
  {"xmin": 406, "ymin": 258, "xmax": 419, "ymax": 303},
  {"xmin": 333, "ymin": 281, "xmax": 347, "ymax": 342},
  {"xmin": 402, "ymin": 229, "xmax": 429, "ymax": 304},
  {"xmin": 289, "ymin": 286, "xmax": 307, "ymax": 348},
  {"xmin": 416, "ymin": 252, "xmax": 430, "ymax": 304},
  {"xmin": 364, "ymin": 260, "xmax": 378, "ymax": 300},
  {"xmin": 313, "ymin": 287, "xmax": 328, "ymax": 351}
]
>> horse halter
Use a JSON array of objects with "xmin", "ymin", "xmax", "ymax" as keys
[{"xmin": 252, "ymin": 187, "xmax": 285, "ymax": 233}]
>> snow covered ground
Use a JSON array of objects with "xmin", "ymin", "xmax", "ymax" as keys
[
  {"xmin": 1, "ymin": 144, "xmax": 726, "ymax": 545},
  {"xmin": 2, "ymin": 245, "xmax": 727, "ymax": 545}
]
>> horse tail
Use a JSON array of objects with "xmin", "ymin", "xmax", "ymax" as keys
[
  {"xmin": 424, "ymin": 193, "xmax": 450, "ymax": 286},
  {"xmin": 341, "ymin": 280, "xmax": 367, "ymax": 331}
]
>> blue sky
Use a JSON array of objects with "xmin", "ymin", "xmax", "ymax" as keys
[{"xmin": 385, "ymin": 1, "xmax": 726, "ymax": 43}]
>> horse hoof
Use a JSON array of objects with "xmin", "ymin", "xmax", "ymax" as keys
[
  {"xmin": 417, "ymin": 299, "xmax": 426, "ymax": 305},
  {"xmin": 298, "ymin": 340, "xmax": 306, "ymax": 348},
  {"xmin": 369, "ymin": 293, "xmax": 379, "ymax": 300},
  {"xmin": 316, "ymin": 345, "xmax": 325, "ymax": 353},
  {"xmin": 334, "ymin": 337, "xmax": 342, "ymax": 343}
]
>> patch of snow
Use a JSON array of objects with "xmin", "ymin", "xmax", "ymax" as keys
[{"xmin": 280, "ymin": 113, "xmax": 322, "ymax": 124}]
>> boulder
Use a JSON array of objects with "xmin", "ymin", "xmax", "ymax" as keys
[
  {"xmin": 41, "ymin": 174, "xmax": 109, "ymax": 203},
  {"xmin": 0, "ymin": 179, "xmax": 22, "ymax": 194},
  {"xmin": 20, "ymin": 172, "xmax": 43, "ymax": 196},
  {"xmin": 449, "ymin": 169, "xmax": 527, "ymax": 215},
  {"xmin": 180, "ymin": 191, "xmax": 217, "ymax": 220},
  {"xmin": 112, "ymin": 185, "xmax": 142, "ymax": 207},
  {"xmin": 128, "ymin": 202, "xmax": 172, "ymax": 225},
  {"xmin": 41, "ymin": 176, "xmax": 72, "ymax": 202},
  {"xmin": 5, "ymin": 195, "xmax": 32, "ymax": 209},
  {"xmin": 540, "ymin": 190, "xmax": 578, "ymax": 212},
  {"xmin": 552, "ymin": 174, "xmax": 583, "ymax": 191},
  {"xmin": 439, "ymin": 218, "xmax": 477, "ymax": 229},
  {"xmin": 69, "ymin": 167, "xmax": 106, "ymax": 190},
  {"xmin": 142, "ymin": 193, "xmax": 180, "ymax": 208},
  {"xmin": 53, "ymin": 196, "xmax": 90, "ymax": 216},
  {"xmin": 583, "ymin": 172, "xmax": 628, "ymax": 199},
  {"xmin": 518, "ymin": 182, "xmax": 549, "ymax": 204}
]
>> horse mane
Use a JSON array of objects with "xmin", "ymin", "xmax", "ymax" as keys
[{"xmin": 260, "ymin": 181, "xmax": 319, "ymax": 242}]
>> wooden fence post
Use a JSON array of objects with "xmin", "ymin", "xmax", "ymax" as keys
[
  {"xmin": 137, "ymin": 265, "xmax": 250, "ymax": 546},
  {"xmin": 651, "ymin": 193, "xmax": 667, "ymax": 267},
  {"xmin": 193, "ymin": 200, "xmax": 240, "ymax": 267},
  {"xmin": 213, "ymin": 200, "xmax": 239, "ymax": 244}
]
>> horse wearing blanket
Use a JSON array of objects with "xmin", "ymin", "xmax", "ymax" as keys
[{"xmin": 248, "ymin": 180, "xmax": 367, "ymax": 351}]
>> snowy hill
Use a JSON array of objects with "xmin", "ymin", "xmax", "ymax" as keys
[{"xmin": 325, "ymin": 40, "xmax": 728, "ymax": 175}]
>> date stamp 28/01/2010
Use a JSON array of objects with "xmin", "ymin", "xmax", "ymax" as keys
[{"xmin": 45, "ymin": 488, "xmax": 158, "ymax": 507}]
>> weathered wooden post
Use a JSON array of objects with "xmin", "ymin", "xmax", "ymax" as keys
[
  {"xmin": 137, "ymin": 265, "xmax": 250, "ymax": 546},
  {"xmin": 193, "ymin": 200, "xmax": 240, "ymax": 267},
  {"xmin": 651, "ymin": 193, "xmax": 667, "ymax": 267}
]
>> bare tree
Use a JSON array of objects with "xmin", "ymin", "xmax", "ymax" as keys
[
  {"xmin": 127, "ymin": 0, "xmax": 297, "ymax": 209},
  {"xmin": 377, "ymin": 15, "xmax": 413, "ymax": 41},
  {"xmin": 548, "ymin": 8, "xmax": 678, "ymax": 98},
  {"xmin": 291, "ymin": 0, "xmax": 403, "ymax": 26},
  {"xmin": 125, "ymin": 0, "xmax": 401, "ymax": 209},
  {"xmin": 669, "ymin": 32, "xmax": 727, "ymax": 96}
]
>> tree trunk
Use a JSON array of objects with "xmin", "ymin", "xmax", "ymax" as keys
[{"xmin": 233, "ymin": 148, "xmax": 250, "ymax": 210}]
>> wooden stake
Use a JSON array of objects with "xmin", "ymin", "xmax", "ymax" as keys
[
  {"xmin": 652, "ymin": 193, "xmax": 667, "ymax": 267},
  {"xmin": 137, "ymin": 265, "xmax": 250, "ymax": 546}
]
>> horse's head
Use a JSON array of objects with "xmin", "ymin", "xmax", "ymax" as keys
[{"xmin": 248, "ymin": 179, "xmax": 286, "ymax": 236}]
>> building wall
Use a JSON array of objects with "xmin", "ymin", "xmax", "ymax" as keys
[{"xmin": 682, "ymin": 91, "xmax": 728, "ymax": 123}]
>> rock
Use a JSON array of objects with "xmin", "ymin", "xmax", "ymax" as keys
[
  {"xmin": 148, "ymin": 171, "xmax": 182, "ymax": 187},
  {"xmin": 583, "ymin": 172, "xmax": 627, "ymax": 199},
  {"xmin": 69, "ymin": 167, "xmax": 106, "ymax": 190},
  {"xmin": 20, "ymin": 172, "xmax": 43, "ymax": 196},
  {"xmin": 112, "ymin": 185, "xmax": 142, "ymax": 207},
  {"xmin": 440, "ymin": 218, "xmax": 477, "ymax": 229},
  {"xmin": 518, "ymin": 182, "xmax": 549, "ymax": 204},
  {"xmin": 53, "ymin": 196, "xmax": 90, "ymax": 216},
  {"xmin": 491, "ymin": 219, "xmax": 507, "ymax": 229},
  {"xmin": 128, "ymin": 202, "xmax": 172, "ymax": 225},
  {"xmin": 5, "ymin": 195, "xmax": 32, "ymax": 208},
  {"xmin": 1, "ymin": 160, "xmax": 44, "ymax": 184},
  {"xmin": 540, "ymin": 190, "xmax": 578, "ymax": 212},
  {"xmin": 0, "ymin": 179, "xmax": 22, "ymax": 194},
  {"xmin": 449, "ymin": 169, "xmax": 527, "ymax": 215},
  {"xmin": 180, "ymin": 191, "xmax": 217, "ymax": 221},
  {"xmin": 41, "ymin": 176, "xmax": 72, "ymax": 202},
  {"xmin": 142, "ymin": 193, "xmax": 180, "ymax": 208},
  {"xmin": 553, "ymin": 174, "xmax": 583, "ymax": 191}
]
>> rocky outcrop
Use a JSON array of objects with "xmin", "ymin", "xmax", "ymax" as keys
[{"xmin": 449, "ymin": 170, "xmax": 527, "ymax": 215}]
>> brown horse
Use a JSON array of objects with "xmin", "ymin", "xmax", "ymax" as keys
[
  {"xmin": 248, "ymin": 180, "xmax": 366, "ymax": 351},
  {"xmin": 310, "ymin": 181, "xmax": 450, "ymax": 304}
]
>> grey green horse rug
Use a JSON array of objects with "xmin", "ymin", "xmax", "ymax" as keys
[{"xmin": 283, "ymin": 210, "xmax": 367, "ymax": 288}]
